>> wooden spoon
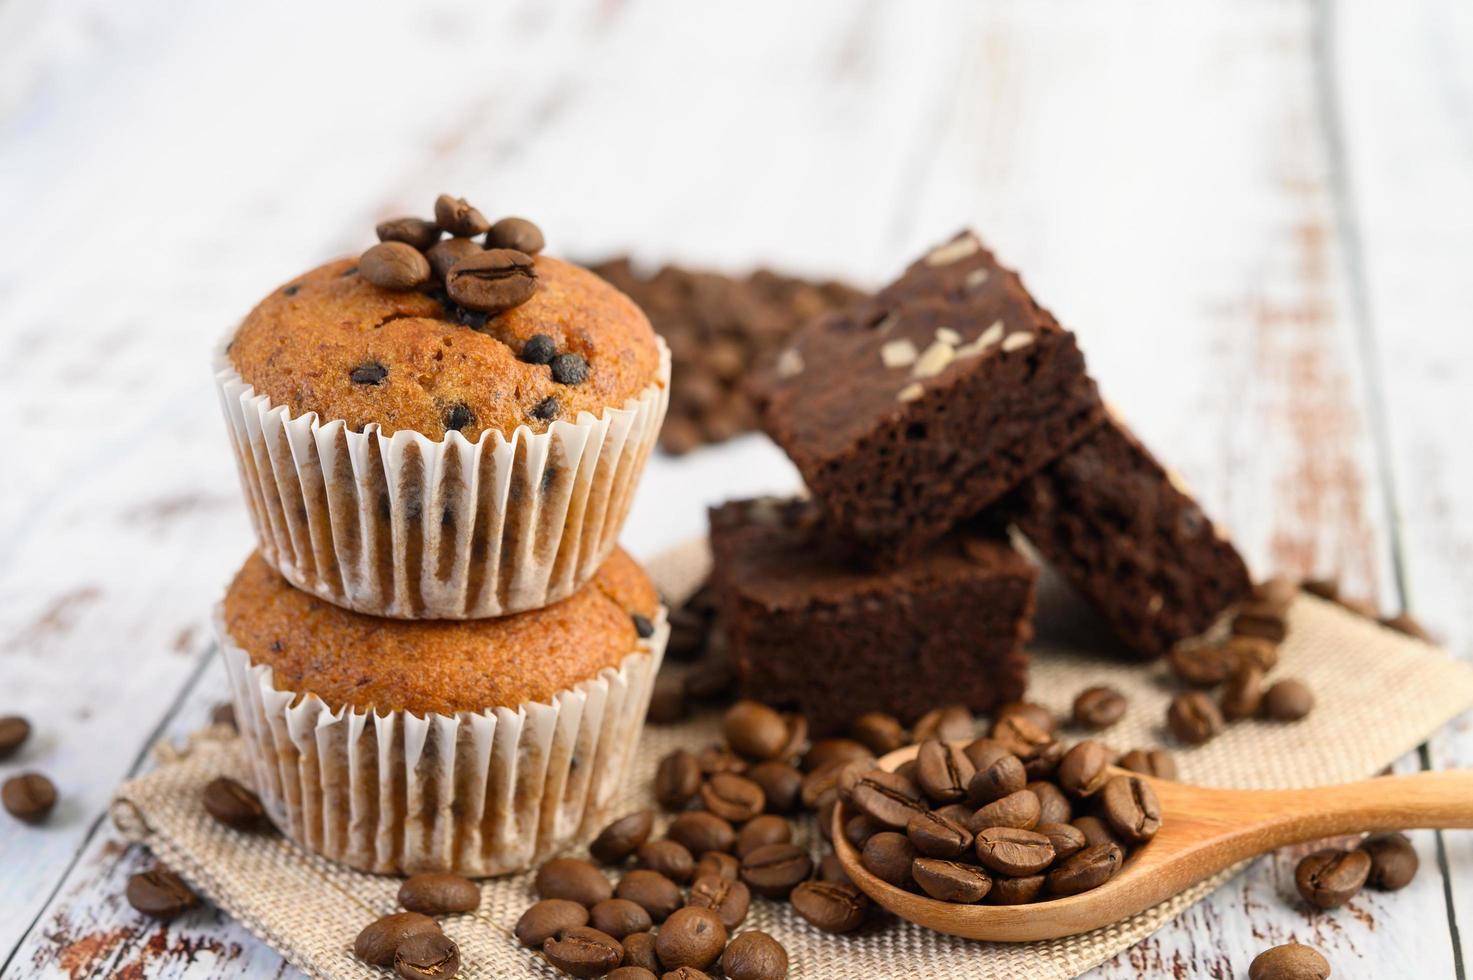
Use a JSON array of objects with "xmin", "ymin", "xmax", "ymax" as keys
[{"xmin": 832, "ymin": 743, "xmax": 1473, "ymax": 942}]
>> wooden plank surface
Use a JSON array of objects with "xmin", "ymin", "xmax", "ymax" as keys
[{"xmin": 0, "ymin": 0, "xmax": 1469, "ymax": 977}]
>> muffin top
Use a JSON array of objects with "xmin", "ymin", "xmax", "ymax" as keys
[
  {"xmin": 222, "ymin": 548, "xmax": 660, "ymax": 716},
  {"xmin": 227, "ymin": 254, "xmax": 662, "ymax": 441}
]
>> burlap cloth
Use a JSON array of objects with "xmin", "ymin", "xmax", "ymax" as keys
[{"xmin": 112, "ymin": 539, "xmax": 1473, "ymax": 979}]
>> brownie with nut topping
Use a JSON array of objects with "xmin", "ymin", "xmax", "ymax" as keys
[
  {"xmin": 754, "ymin": 231, "xmax": 1105, "ymax": 565},
  {"xmin": 1007, "ymin": 412, "xmax": 1253, "ymax": 658},
  {"xmin": 710, "ymin": 497, "xmax": 1035, "ymax": 735}
]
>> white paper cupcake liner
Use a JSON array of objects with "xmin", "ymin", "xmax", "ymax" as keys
[
  {"xmin": 214, "ymin": 605, "xmax": 668, "ymax": 877},
  {"xmin": 213, "ymin": 337, "xmax": 669, "ymax": 619}
]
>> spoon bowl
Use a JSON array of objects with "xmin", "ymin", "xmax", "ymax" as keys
[{"xmin": 833, "ymin": 743, "xmax": 1473, "ymax": 942}]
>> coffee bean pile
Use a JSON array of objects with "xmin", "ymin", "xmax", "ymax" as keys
[
  {"xmin": 361, "ymin": 194, "xmax": 545, "ymax": 318},
  {"xmin": 352, "ymin": 872, "xmax": 482, "ymax": 977},
  {"xmin": 589, "ymin": 259, "xmax": 865, "ymax": 455},
  {"xmin": 0, "ymin": 714, "xmax": 58, "ymax": 826}
]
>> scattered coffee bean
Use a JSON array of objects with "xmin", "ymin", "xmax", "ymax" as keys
[
  {"xmin": 434, "ymin": 194, "xmax": 490, "ymax": 237},
  {"xmin": 966, "ymin": 751, "xmax": 1026, "ymax": 807},
  {"xmin": 354, "ymin": 912, "xmax": 442, "ymax": 966},
  {"xmin": 994, "ymin": 701, "xmax": 1057, "ymax": 735},
  {"xmin": 966, "ymin": 789, "xmax": 1041, "ymax": 833},
  {"xmin": 850, "ymin": 712, "xmax": 908, "ymax": 755},
  {"xmin": 724, "ymin": 701, "xmax": 790, "ymax": 761},
  {"xmin": 426, "ymin": 237, "xmax": 482, "ymax": 280},
  {"xmin": 776, "ymin": 713, "xmax": 808, "ymax": 761},
  {"xmin": 973, "ymin": 827, "xmax": 1055, "ymax": 876},
  {"xmin": 1072, "ymin": 686, "xmax": 1127, "ymax": 730},
  {"xmin": 1167, "ymin": 691, "xmax": 1225, "ymax": 745},
  {"xmin": 740, "ymin": 842, "xmax": 813, "ymax": 899},
  {"xmin": 486, "ymin": 216, "xmax": 545, "ymax": 254},
  {"xmin": 668, "ymin": 811, "xmax": 736, "ymax": 856},
  {"xmin": 621, "ymin": 931, "xmax": 661, "ymax": 972},
  {"xmin": 802, "ymin": 738, "xmax": 874, "ymax": 773},
  {"xmin": 516, "ymin": 898, "xmax": 590, "ymax": 947},
  {"xmin": 1221, "ymin": 663, "xmax": 1266, "ymax": 721},
  {"xmin": 912, "ymin": 704, "xmax": 974, "ymax": 742},
  {"xmin": 447, "ymin": 248, "xmax": 538, "ymax": 314},
  {"xmin": 697, "ymin": 742, "xmax": 748, "ymax": 777},
  {"xmin": 1225, "ymin": 634, "xmax": 1281, "ymax": 673},
  {"xmin": 655, "ymin": 906, "xmax": 727, "ymax": 971},
  {"xmin": 747, "ymin": 760, "xmax": 803, "ymax": 813},
  {"xmin": 551, "ymin": 351, "xmax": 591, "ymax": 385},
  {"xmin": 1359, "ymin": 832, "xmax": 1419, "ymax": 890},
  {"xmin": 590, "ymin": 897, "xmax": 654, "ymax": 939},
  {"xmin": 1263, "ymin": 679, "xmax": 1314, "ymax": 721},
  {"xmin": 1296, "ymin": 847, "xmax": 1370, "ymax": 909},
  {"xmin": 735, "ymin": 815, "xmax": 792, "ymax": 859},
  {"xmin": 655, "ymin": 750, "xmax": 703, "ymax": 810},
  {"xmin": 1169, "ymin": 643, "xmax": 1238, "ymax": 687},
  {"xmin": 350, "ymin": 361, "xmax": 389, "ymax": 385},
  {"xmin": 986, "ymin": 873, "xmax": 1046, "ymax": 905},
  {"xmin": 1249, "ymin": 942, "xmax": 1331, "ymax": 980},
  {"xmin": 1038, "ymin": 822, "xmax": 1088, "ymax": 862},
  {"xmin": 720, "ymin": 930, "xmax": 789, "ymax": 980},
  {"xmin": 591, "ymin": 810, "xmax": 655, "ymax": 865},
  {"xmin": 377, "ymin": 217, "xmax": 442, "ymax": 251},
  {"xmin": 1028, "ymin": 780, "xmax": 1074, "ymax": 825},
  {"xmin": 1057, "ymin": 740, "xmax": 1110, "ymax": 798},
  {"xmin": 397, "ymin": 872, "xmax": 479, "ymax": 916},
  {"xmin": 1047, "ymin": 842, "xmax": 1123, "ymax": 897},
  {"xmin": 912, "ymin": 857, "xmax": 993, "ymax": 903},
  {"xmin": 1118, "ymin": 748, "xmax": 1178, "ymax": 780},
  {"xmin": 394, "ymin": 932, "xmax": 459, "ymax": 980},
  {"xmin": 695, "ymin": 850, "xmax": 741, "ymax": 882},
  {"xmin": 915, "ymin": 738, "xmax": 975, "ymax": 805},
  {"xmin": 535, "ymin": 857, "xmax": 612, "ymax": 907},
  {"xmin": 686, "ymin": 874, "xmax": 751, "ymax": 929},
  {"xmin": 543, "ymin": 925, "xmax": 624, "ymax": 978},
  {"xmin": 790, "ymin": 880, "xmax": 870, "ymax": 932},
  {"xmin": 361, "ymin": 241, "xmax": 431, "ymax": 291},
  {"xmin": 0, "ymin": 716, "xmax": 32, "ymax": 759},
  {"xmin": 1100, "ymin": 775, "xmax": 1162, "ymax": 844},
  {"xmin": 636, "ymin": 839, "xmax": 695, "ymax": 883},
  {"xmin": 202, "ymin": 776, "xmax": 267, "ymax": 831},
  {"xmin": 617, "ymin": 869, "xmax": 683, "ymax": 922},
  {"xmin": 907, "ymin": 808, "xmax": 974, "ymax": 858},
  {"xmin": 3, "ymin": 772, "xmax": 57, "ymax": 823},
  {"xmin": 126, "ymin": 868, "xmax": 199, "ymax": 921}
]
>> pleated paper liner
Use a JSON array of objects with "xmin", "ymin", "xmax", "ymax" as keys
[
  {"xmin": 113, "ymin": 540, "xmax": 1473, "ymax": 979},
  {"xmin": 214, "ymin": 337, "xmax": 670, "ymax": 620}
]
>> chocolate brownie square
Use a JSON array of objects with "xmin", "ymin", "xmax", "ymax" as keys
[
  {"xmin": 1007, "ymin": 412, "xmax": 1252, "ymax": 658},
  {"xmin": 755, "ymin": 231, "xmax": 1104, "ymax": 564},
  {"xmin": 709, "ymin": 497, "xmax": 1035, "ymax": 735}
]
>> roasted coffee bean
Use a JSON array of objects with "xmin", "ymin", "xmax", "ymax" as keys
[
  {"xmin": 202, "ymin": 776, "xmax": 267, "ymax": 831},
  {"xmin": 966, "ymin": 752, "xmax": 1026, "ymax": 807},
  {"xmin": 776, "ymin": 713, "xmax": 808, "ymax": 761},
  {"xmin": 655, "ymin": 750, "xmax": 703, "ymax": 810},
  {"xmin": 962, "ymin": 737, "xmax": 1011, "ymax": 770},
  {"xmin": 850, "ymin": 712, "xmax": 908, "ymax": 755},
  {"xmin": 1296, "ymin": 847, "xmax": 1370, "ymax": 909},
  {"xmin": 516, "ymin": 898, "xmax": 590, "ymax": 947},
  {"xmin": 791, "ymin": 879, "xmax": 870, "ymax": 932},
  {"xmin": 394, "ymin": 932, "xmax": 459, "ymax": 980},
  {"xmin": 350, "ymin": 361, "xmax": 389, "ymax": 385},
  {"xmin": 544, "ymin": 925, "xmax": 624, "ymax": 978},
  {"xmin": 486, "ymin": 216, "xmax": 545, "ymax": 254},
  {"xmin": 735, "ymin": 815, "xmax": 792, "ymax": 859},
  {"xmin": 843, "ymin": 812, "xmax": 883, "ymax": 850},
  {"xmin": 1072, "ymin": 686, "xmax": 1127, "ymax": 730},
  {"xmin": 740, "ymin": 842, "xmax": 813, "ymax": 899},
  {"xmin": 746, "ymin": 760, "xmax": 803, "ymax": 813},
  {"xmin": 377, "ymin": 217, "xmax": 442, "ymax": 251},
  {"xmin": 800, "ymin": 757, "xmax": 866, "ymax": 810},
  {"xmin": 860, "ymin": 831, "xmax": 919, "ymax": 888},
  {"xmin": 1249, "ymin": 942, "xmax": 1332, "ymax": 980},
  {"xmin": 967, "ymin": 789, "xmax": 1041, "ymax": 833},
  {"xmin": 986, "ymin": 874, "xmax": 1046, "ymax": 905},
  {"xmin": 695, "ymin": 850, "xmax": 740, "ymax": 882},
  {"xmin": 434, "ymin": 194, "xmax": 490, "ymax": 236},
  {"xmin": 361, "ymin": 241, "xmax": 431, "ymax": 291},
  {"xmin": 1234, "ymin": 609, "xmax": 1288, "ymax": 643},
  {"xmin": 990, "ymin": 715, "xmax": 1060, "ymax": 777},
  {"xmin": 723, "ymin": 701, "xmax": 789, "ymax": 760},
  {"xmin": 802, "ymin": 738, "xmax": 874, "ymax": 773},
  {"xmin": 849, "ymin": 769, "xmax": 926, "ymax": 828},
  {"xmin": 720, "ymin": 930, "xmax": 789, "ymax": 980},
  {"xmin": 994, "ymin": 701, "xmax": 1058, "ymax": 736},
  {"xmin": 973, "ymin": 827, "xmax": 1055, "ymax": 876},
  {"xmin": 621, "ymin": 931, "xmax": 661, "ymax": 972},
  {"xmin": 668, "ymin": 811, "xmax": 736, "ymax": 856},
  {"xmin": 816, "ymin": 797, "xmax": 839, "ymax": 844},
  {"xmin": 426, "ymin": 237, "xmax": 482, "ymax": 280},
  {"xmin": 636, "ymin": 839, "xmax": 695, "ymax": 883},
  {"xmin": 0, "ymin": 716, "xmax": 31, "ymax": 759},
  {"xmin": 1263, "ymin": 678, "xmax": 1314, "ymax": 721},
  {"xmin": 1057, "ymin": 740, "xmax": 1111, "ymax": 798},
  {"xmin": 1047, "ymin": 842, "xmax": 1123, "ymax": 897},
  {"xmin": 616, "ymin": 869, "xmax": 682, "ymax": 922},
  {"xmin": 1028, "ymin": 780, "xmax": 1073, "ymax": 825},
  {"xmin": 535, "ymin": 858, "xmax": 612, "ymax": 907},
  {"xmin": 1072, "ymin": 815, "xmax": 1123, "ymax": 851},
  {"xmin": 1168, "ymin": 691, "xmax": 1225, "ymax": 745},
  {"xmin": 354, "ymin": 912, "xmax": 441, "ymax": 966},
  {"xmin": 1100, "ymin": 775, "xmax": 1162, "ymax": 844},
  {"xmin": 589, "ymin": 897, "xmax": 653, "ymax": 939},
  {"xmin": 447, "ymin": 248, "xmax": 538, "ymax": 314},
  {"xmin": 818, "ymin": 852, "xmax": 851, "ymax": 885},
  {"xmin": 1169, "ymin": 643, "xmax": 1239, "ymax": 687},
  {"xmin": 914, "ymin": 739, "xmax": 976, "ymax": 806},
  {"xmin": 906, "ymin": 809, "xmax": 974, "ymax": 858},
  {"xmin": 912, "ymin": 704, "xmax": 974, "ymax": 742},
  {"xmin": 663, "ymin": 968, "xmax": 711, "ymax": 980},
  {"xmin": 591, "ymin": 810, "xmax": 655, "ymax": 865},
  {"xmin": 1224, "ymin": 635, "xmax": 1281, "ymax": 674},
  {"xmin": 1359, "ymin": 832, "xmax": 1418, "ymax": 890},
  {"xmin": 1037, "ymin": 822, "xmax": 1088, "ymax": 862},
  {"xmin": 700, "ymin": 772, "xmax": 765, "ymax": 822},
  {"xmin": 686, "ymin": 874, "xmax": 750, "ymax": 929},
  {"xmin": 125, "ymin": 868, "xmax": 199, "ymax": 921},
  {"xmin": 398, "ymin": 872, "xmax": 479, "ymax": 915},
  {"xmin": 912, "ymin": 857, "xmax": 993, "ymax": 903},
  {"xmin": 3, "ymin": 772, "xmax": 57, "ymax": 823},
  {"xmin": 1221, "ymin": 664, "xmax": 1266, "ymax": 721},
  {"xmin": 655, "ymin": 906, "xmax": 727, "ymax": 970},
  {"xmin": 551, "ymin": 352, "xmax": 591, "ymax": 385},
  {"xmin": 696, "ymin": 743, "xmax": 746, "ymax": 776},
  {"xmin": 1118, "ymin": 748, "xmax": 1178, "ymax": 781},
  {"xmin": 1382, "ymin": 611, "xmax": 1434, "ymax": 643}
]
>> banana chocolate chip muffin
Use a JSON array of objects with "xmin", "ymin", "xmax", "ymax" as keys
[
  {"xmin": 217, "ymin": 547, "xmax": 667, "ymax": 876},
  {"xmin": 214, "ymin": 197, "xmax": 670, "ymax": 620}
]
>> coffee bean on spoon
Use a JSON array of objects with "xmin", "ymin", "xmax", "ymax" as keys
[
  {"xmin": 912, "ymin": 857, "xmax": 993, "ymax": 903},
  {"xmin": 914, "ymin": 738, "xmax": 975, "ymax": 805},
  {"xmin": 1046, "ymin": 842, "xmax": 1123, "ymax": 897},
  {"xmin": 849, "ymin": 769, "xmax": 926, "ymax": 828},
  {"xmin": 973, "ymin": 827, "xmax": 1055, "ymax": 876},
  {"xmin": 1028, "ymin": 780, "xmax": 1073, "ymax": 824},
  {"xmin": 859, "ymin": 831, "xmax": 919, "ymax": 888},
  {"xmin": 966, "ymin": 751, "xmax": 1027, "ymax": 806},
  {"xmin": 966, "ymin": 788, "xmax": 1041, "ymax": 833},
  {"xmin": 906, "ymin": 809, "xmax": 974, "ymax": 858},
  {"xmin": 1099, "ymin": 775, "xmax": 1163, "ymax": 844}
]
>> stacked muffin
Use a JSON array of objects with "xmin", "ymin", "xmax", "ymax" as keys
[{"xmin": 212, "ymin": 196, "xmax": 670, "ymax": 875}]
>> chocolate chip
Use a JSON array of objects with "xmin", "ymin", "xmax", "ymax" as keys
[
  {"xmin": 361, "ymin": 241, "xmax": 432, "ymax": 291},
  {"xmin": 350, "ymin": 362, "xmax": 389, "ymax": 385},
  {"xmin": 521, "ymin": 333, "xmax": 557, "ymax": 364},
  {"xmin": 486, "ymin": 216, "xmax": 545, "ymax": 254},
  {"xmin": 377, "ymin": 216, "xmax": 443, "ymax": 251},
  {"xmin": 447, "ymin": 248, "xmax": 538, "ymax": 314},
  {"xmin": 427, "ymin": 238, "xmax": 483, "ymax": 281},
  {"xmin": 282, "ymin": 284, "xmax": 300, "ymax": 296},
  {"xmin": 453, "ymin": 305, "xmax": 488, "ymax": 330},
  {"xmin": 530, "ymin": 396, "xmax": 560, "ymax": 422},
  {"xmin": 632, "ymin": 614, "xmax": 654, "ymax": 638},
  {"xmin": 442, "ymin": 403, "xmax": 474, "ymax": 432},
  {"xmin": 433, "ymin": 194, "xmax": 490, "ymax": 237},
  {"xmin": 125, "ymin": 868, "xmax": 199, "ymax": 921},
  {"xmin": 3, "ymin": 772, "xmax": 57, "ymax": 823},
  {"xmin": 202, "ymin": 776, "xmax": 268, "ymax": 831},
  {"xmin": 551, "ymin": 351, "xmax": 590, "ymax": 385}
]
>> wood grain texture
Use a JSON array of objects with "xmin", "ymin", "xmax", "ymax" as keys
[{"xmin": 0, "ymin": 0, "xmax": 1467, "ymax": 977}]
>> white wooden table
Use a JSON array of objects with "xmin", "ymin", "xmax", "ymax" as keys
[{"xmin": 1, "ymin": 0, "xmax": 1470, "ymax": 975}]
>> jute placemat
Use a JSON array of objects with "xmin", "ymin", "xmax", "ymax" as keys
[{"xmin": 112, "ymin": 539, "xmax": 1473, "ymax": 979}]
